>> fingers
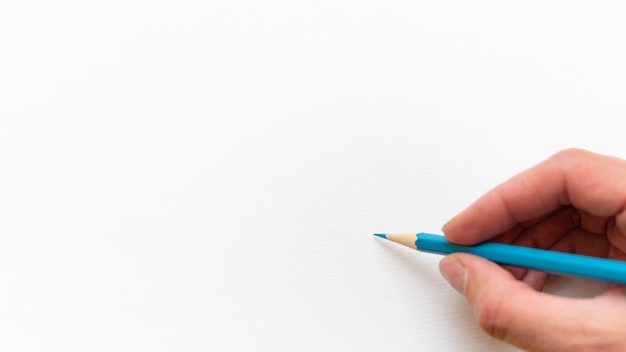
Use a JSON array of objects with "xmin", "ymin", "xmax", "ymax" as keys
[
  {"xmin": 548, "ymin": 228, "xmax": 610, "ymax": 258},
  {"xmin": 440, "ymin": 253, "xmax": 626, "ymax": 351},
  {"xmin": 443, "ymin": 149, "xmax": 626, "ymax": 245},
  {"xmin": 490, "ymin": 207, "xmax": 580, "ymax": 286},
  {"xmin": 607, "ymin": 221, "xmax": 626, "ymax": 261},
  {"xmin": 503, "ymin": 206, "xmax": 579, "ymax": 249},
  {"xmin": 440, "ymin": 150, "xmax": 626, "ymax": 350}
]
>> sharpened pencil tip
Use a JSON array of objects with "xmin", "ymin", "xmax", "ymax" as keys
[{"xmin": 373, "ymin": 233, "xmax": 387, "ymax": 239}]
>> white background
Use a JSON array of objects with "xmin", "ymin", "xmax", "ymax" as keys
[{"xmin": 1, "ymin": 1, "xmax": 626, "ymax": 351}]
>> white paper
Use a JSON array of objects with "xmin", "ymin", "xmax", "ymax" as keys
[{"xmin": 1, "ymin": 1, "xmax": 625, "ymax": 351}]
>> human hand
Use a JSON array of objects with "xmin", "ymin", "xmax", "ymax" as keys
[{"xmin": 439, "ymin": 148, "xmax": 626, "ymax": 351}]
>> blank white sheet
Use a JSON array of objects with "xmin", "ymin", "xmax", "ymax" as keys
[{"xmin": 1, "ymin": 1, "xmax": 626, "ymax": 351}]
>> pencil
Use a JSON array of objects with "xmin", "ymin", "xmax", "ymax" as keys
[{"xmin": 374, "ymin": 233, "xmax": 626, "ymax": 285}]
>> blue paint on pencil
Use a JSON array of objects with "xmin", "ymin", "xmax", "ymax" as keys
[{"xmin": 374, "ymin": 232, "xmax": 626, "ymax": 285}]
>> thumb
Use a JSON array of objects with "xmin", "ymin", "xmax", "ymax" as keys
[{"xmin": 439, "ymin": 253, "xmax": 626, "ymax": 351}]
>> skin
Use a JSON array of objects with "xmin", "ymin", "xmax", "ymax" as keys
[{"xmin": 439, "ymin": 148, "xmax": 626, "ymax": 351}]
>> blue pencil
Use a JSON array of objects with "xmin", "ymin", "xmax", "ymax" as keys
[{"xmin": 374, "ymin": 233, "xmax": 626, "ymax": 285}]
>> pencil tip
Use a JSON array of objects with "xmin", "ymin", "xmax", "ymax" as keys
[{"xmin": 373, "ymin": 233, "xmax": 387, "ymax": 239}]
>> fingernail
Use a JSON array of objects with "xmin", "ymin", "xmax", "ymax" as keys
[{"xmin": 439, "ymin": 256, "xmax": 466, "ymax": 293}]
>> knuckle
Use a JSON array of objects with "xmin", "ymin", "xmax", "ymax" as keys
[
  {"xmin": 548, "ymin": 148, "xmax": 592, "ymax": 175},
  {"xmin": 551, "ymin": 148, "xmax": 589, "ymax": 162}
]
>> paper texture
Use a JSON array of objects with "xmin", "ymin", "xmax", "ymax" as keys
[{"xmin": 1, "ymin": 1, "xmax": 625, "ymax": 351}]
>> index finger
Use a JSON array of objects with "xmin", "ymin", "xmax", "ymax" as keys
[{"xmin": 443, "ymin": 148, "xmax": 626, "ymax": 245}]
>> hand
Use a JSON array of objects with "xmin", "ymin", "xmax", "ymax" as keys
[{"xmin": 439, "ymin": 148, "xmax": 626, "ymax": 351}]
